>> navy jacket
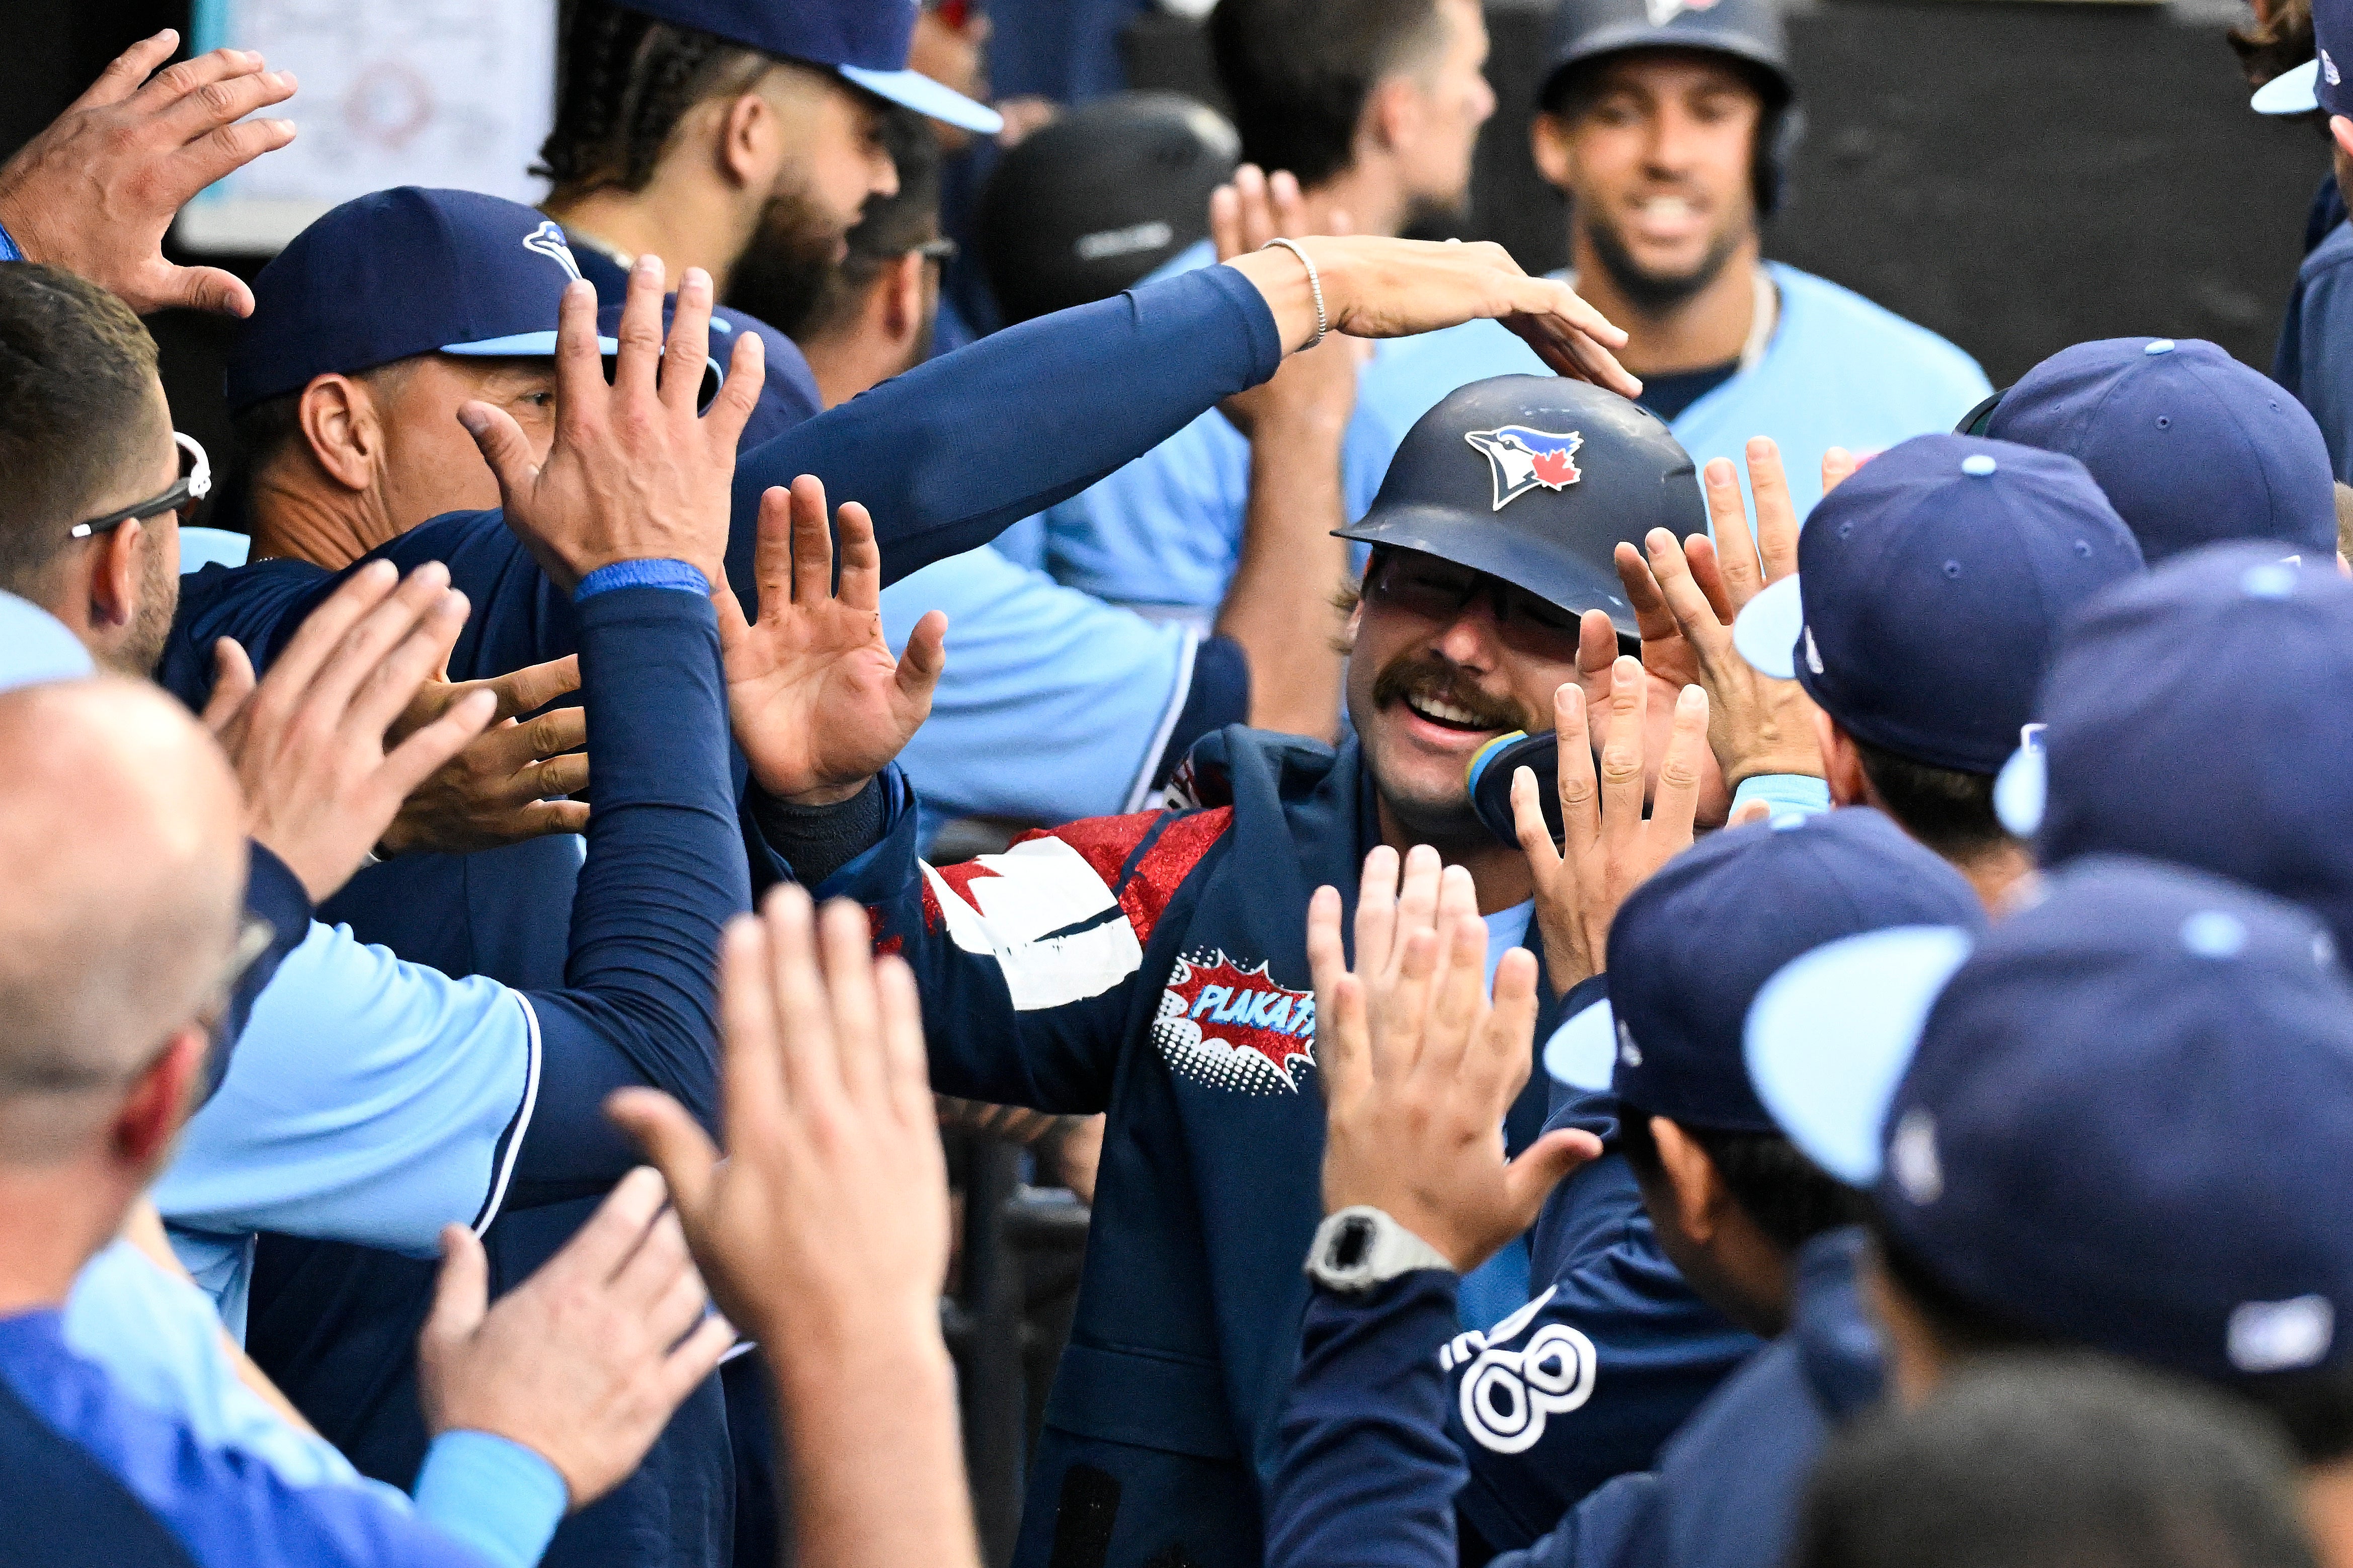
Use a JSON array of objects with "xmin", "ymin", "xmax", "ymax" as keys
[
  {"xmin": 1267, "ymin": 1228, "xmax": 1880, "ymax": 1568},
  {"xmin": 826, "ymin": 729, "xmax": 1733, "ymax": 1568}
]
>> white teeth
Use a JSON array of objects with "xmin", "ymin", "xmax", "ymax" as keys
[
  {"xmin": 1407, "ymin": 695, "xmax": 1487, "ymax": 728},
  {"xmin": 1638, "ymin": 197, "xmax": 1694, "ymax": 219}
]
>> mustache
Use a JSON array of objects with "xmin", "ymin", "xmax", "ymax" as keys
[{"xmin": 1371, "ymin": 652, "xmax": 1534, "ymax": 732}]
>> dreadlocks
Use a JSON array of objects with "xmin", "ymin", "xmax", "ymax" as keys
[{"xmin": 535, "ymin": 0, "xmax": 771, "ymax": 199}]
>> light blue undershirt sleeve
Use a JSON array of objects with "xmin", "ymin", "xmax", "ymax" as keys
[
  {"xmin": 152, "ymin": 921, "xmax": 539, "ymax": 1330},
  {"xmin": 1729, "ymin": 774, "xmax": 1832, "ymax": 820},
  {"xmin": 64, "ymin": 1240, "xmax": 399, "ymax": 1500},
  {"xmin": 879, "ymin": 543, "xmax": 1194, "ymax": 837},
  {"xmin": 412, "ymin": 1431, "xmax": 570, "ymax": 1568}
]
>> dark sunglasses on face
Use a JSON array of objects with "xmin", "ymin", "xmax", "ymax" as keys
[
  {"xmin": 1364, "ymin": 551, "xmax": 1585, "ymax": 648},
  {"xmin": 70, "ymin": 432, "xmax": 211, "ymax": 540}
]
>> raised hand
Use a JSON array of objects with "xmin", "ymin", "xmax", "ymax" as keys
[
  {"xmin": 1213, "ymin": 163, "xmax": 1638, "ymax": 396},
  {"xmin": 1515, "ymin": 663, "xmax": 1709, "ymax": 994},
  {"xmin": 607, "ymin": 887, "xmax": 978, "ymax": 1568},
  {"xmin": 200, "ymin": 559, "xmax": 497, "ymax": 902},
  {"xmin": 1211, "ymin": 167, "xmax": 1368, "ymax": 442},
  {"xmin": 1307, "ymin": 859, "xmax": 1601, "ymax": 1273},
  {"xmin": 460, "ymin": 257, "xmax": 763, "ymax": 594},
  {"xmin": 0, "ymin": 31, "xmax": 297, "ymax": 316},
  {"xmin": 1616, "ymin": 437, "xmax": 1824, "ymax": 796},
  {"xmin": 720, "ymin": 476, "xmax": 947, "ymax": 805},
  {"xmin": 417, "ymin": 1167, "xmax": 734, "ymax": 1512},
  {"xmin": 376, "ymin": 655, "xmax": 591, "ymax": 857}
]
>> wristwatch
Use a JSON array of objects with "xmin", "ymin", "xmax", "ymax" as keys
[{"xmin": 1304, "ymin": 1206, "xmax": 1455, "ymax": 1296}]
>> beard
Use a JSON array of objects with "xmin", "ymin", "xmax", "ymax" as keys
[
  {"xmin": 724, "ymin": 181, "xmax": 855, "ymax": 338},
  {"xmin": 112, "ymin": 537, "xmax": 178, "ymax": 680},
  {"xmin": 1582, "ymin": 204, "xmax": 1747, "ymax": 316}
]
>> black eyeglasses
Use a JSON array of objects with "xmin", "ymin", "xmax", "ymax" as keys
[
  {"xmin": 911, "ymin": 236, "xmax": 959, "ymax": 266},
  {"xmin": 1363, "ymin": 551, "xmax": 1586, "ymax": 650},
  {"xmin": 70, "ymin": 432, "xmax": 211, "ymax": 540}
]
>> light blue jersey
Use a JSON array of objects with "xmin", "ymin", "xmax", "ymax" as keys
[
  {"xmin": 151, "ymin": 921, "xmax": 538, "ymax": 1336},
  {"xmin": 879, "ymin": 544, "xmax": 1207, "ymax": 843},
  {"xmin": 1356, "ymin": 262, "xmax": 1990, "ymax": 524},
  {"xmin": 1021, "ymin": 239, "xmax": 1414, "ymax": 612},
  {"xmin": 1033, "ymin": 259, "xmax": 1989, "ymax": 615}
]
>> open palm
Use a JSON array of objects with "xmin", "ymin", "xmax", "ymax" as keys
[{"xmin": 720, "ymin": 476, "xmax": 946, "ymax": 805}]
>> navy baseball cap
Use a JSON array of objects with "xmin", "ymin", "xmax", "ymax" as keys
[
  {"xmin": 1991, "ymin": 543, "xmax": 2353, "ymax": 960},
  {"xmin": 2318, "ymin": 0, "xmax": 2353, "ymax": 117},
  {"xmin": 618, "ymin": 0, "xmax": 1001, "ymax": 134},
  {"xmin": 1981, "ymin": 338, "xmax": 2336, "ymax": 565},
  {"xmin": 1730, "ymin": 434, "xmax": 2143, "ymax": 773},
  {"xmin": 227, "ymin": 189, "xmax": 619, "ymax": 414},
  {"xmin": 1752, "ymin": 856, "xmax": 2353, "ymax": 1385},
  {"xmin": 1546, "ymin": 808, "xmax": 1986, "ymax": 1128}
]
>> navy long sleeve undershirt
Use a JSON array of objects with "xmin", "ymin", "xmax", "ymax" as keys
[
  {"xmin": 159, "ymin": 264, "xmax": 1286, "ymax": 700},
  {"xmin": 504, "ymin": 581, "xmax": 746, "ymax": 1201}
]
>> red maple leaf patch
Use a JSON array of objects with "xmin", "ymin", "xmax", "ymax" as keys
[{"xmin": 1531, "ymin": 447, "xmax": 1580, "ymax": 488}]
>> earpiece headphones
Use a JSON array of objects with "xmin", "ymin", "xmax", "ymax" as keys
[{"xmin": 1467, "ymin": 730, "xmax": 1563, "ymax": 849}]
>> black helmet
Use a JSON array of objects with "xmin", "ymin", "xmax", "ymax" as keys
[
  {"xmin": 1536, "ymin": 0, "xmax": 1801, "ymax": 216},
  {"xmin": 976, "ymin": 93, "xmax": 1240, "ymax": 325},
  {"xmin": 1338, "ymin": 376, "xmax": 1703, "ymax": 643}
]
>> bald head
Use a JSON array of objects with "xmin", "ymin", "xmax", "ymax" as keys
[{"xmin": 0, "ymin": 679, "xmax": 244, "ymax": 1163}]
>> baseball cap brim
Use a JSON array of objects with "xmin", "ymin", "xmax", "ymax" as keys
[
  {"xmin": 1743, "ymin": 924, "xmax": 1975, "ymax": 1185},
  {"xmin": 1731, "ymin": 572, "xmax": 1804, "ymax": 679},
  {"xmin": 1544, "ymin": 998, "xmax": 1617, "ymax": 1093},
  {"xmin": 839, "ymin": 65, "xmax": 1004, "ymax": 134},
  {"xmin": 443, "ymin": 331, "xmax": 622, "ymax": 358},
  {"xmin": 2252, "ymin": 58, "xmax": 2320, "ymax": 115}
]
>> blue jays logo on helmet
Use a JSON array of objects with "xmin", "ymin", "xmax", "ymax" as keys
[
  {"xmin": 522, "ymin": 219, "xmax": 584, "ymax": 284},
  {"xmin": 1465, "ymin": 426, "xmax": 1584, "ymax": 512}
]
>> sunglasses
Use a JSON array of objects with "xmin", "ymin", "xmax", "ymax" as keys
[
  {"xmin": 70, "ymin": 432, "xmax": 211, "ymax": 540},
  {"xmin": 1363, "ymin": 551, "xmax": 1585, "ymax": 649}
]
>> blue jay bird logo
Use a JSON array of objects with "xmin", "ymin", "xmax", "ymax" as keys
[
  {"xmin": 522, "ymin": 220, "xmax": 584, "ymax": 283},
  {"xmin": 1464, "ymin": 427, "xmax": 1584, "ymax": 511}
]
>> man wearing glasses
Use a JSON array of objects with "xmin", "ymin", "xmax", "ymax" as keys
[{"xmin": 751, "ymin": 376, "xmax": 1758, "ymax": 1568}]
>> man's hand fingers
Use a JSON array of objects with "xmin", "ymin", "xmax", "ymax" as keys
[
  {"xmin": 718, "ymin": 911, "xmax": 790, "ymax": 1141},
  {"xmin": 749, "ymin": 486, "xmax": 795, "ymax": 615},
  {"xmin": 481, "ymin": 654, "xmax": 581, "ymax": 722},
  {"xmin": 895, "ymin": 610, "xmax": 949, "ymax": 711},
  {"xmin": 1683, "ymin": 533, "xmax": 1736, "ymax": 625},
  {"xmin": 1641, "ymin": 529, "xmax": 1734, "ymax": 663},
  {"xmin": 1821, "ymin": 446, "xmax": 1859, "ymax": 497},
  {"xmin": 611, "ymin": 255, "xmax": 669, "ymax": 399},
  {"xmin": 1700, "ymin": 457, "xmax": 1764, "ymax": 609},
  {"xmin": 1598, "ymin": 656, "xmax": 1648, "ymax": 843},
  {"xmin": 512, "ymin": 798, "xmax": 594, "ymax": 838},
  {"xmin": 550, "ymin": 280, "xmax": 606, "ymax": 441},
  {"xmin": 1651, "ymin": 685, "xmax": 1710, "ymax": 846},
  {"xmin": 346, "ymin": 588, "xmax": 472, "ymax": 741},
  {"xmin": 559, "ymin": 1166, "xmax": 672, "ymax": 1286},
  {"xmin": 1511, "ymin": 765, "xmax": 1562, "ymax": 872},
  {"xmin": 1390, "ymin": 843, "xmax": 1444, "ymax": 977},
  {"xmin": 764, "ymin": 883, "xmax": 843, "ymax": 1108},
  {"xmin": 659, "ymin": 267, "xmax": 714, "ymax": 416},
  {"xmin": 818, "ymin": 897, "xmax": 889, "ymax": 1105},
  {"xmin": 257, "ymin": 558, "xmax": 399, "ymax": 713},
  {"xmin": 1353, "ymin": 844, "xmax": 1401, "ymax": 979},
  {"xmin": 787, "ymin": 475, "xmax": 835, "ymax": 607},
  {"xmin": 1609, "ymin": 542, "xmax": 1680, "ymax": 646},
  {"xmin": 1555, "ymin": 682, "xmax": 1602, "ymax": 853},
  {"xmin": 313, "ymin": 569, "xmax": 456, "ymax": 729},
  {"xmin": 457, "ymin": 401, "xmax": 540, "ymax": 504},
  {"xmin": 1421, "ymin": 912, "xmax": 1492, "ymax": 1080},
  {"xmin": 1745, "ymin": 437, "xmax": 1802, "ymax": 582},
  {"xmin": 1501, "ymin": 1128, "xmax": 1606, "ymax": 1234},
  {"xmin": 1207, "ymin": 182, "xmax": 1243, "ymax": 263},
  {"xmin": 704, "ymin": 327, "xmax": 766, "ymax": 450},
  {"xmin": 78, "ymin": 30, "xmax": 183, "ymax": 111},
  {"xmin": 606, "ymin": 1091, "xmax": 723, "ymax": 1229},
  {"xmin": 1474, "ymin": 946, "xmax": 1542, "ymax": 1110},
  {"xmin": 657, "ymin": 1314, "xmax": 740, "ymax": 1408},
  {"xmin": 422, "ymin": 1223, "xmax": 491, "ymax": 1352},
  {"xmin": 1379, "ymin": 926, "xmax": 1441, "ymax": 1079},
  {"xmin": 152, "ymin": 262, "xmax": 261, "ymax": 319},
  {"xmin": 200, "ymin": 637, "xmax": 256, "ymax": 736},
  {"xmin": 834, "ymin": 501, "xmax": 884, "ymax": 612},
  {"xmin": 155, "ymin": 62, "xmax": 294, "ymax": 145},
  {"xmin": 875, "ymin": 955, "xmax": 937, "ymax": 1133},
  {"xmin": 379, "ymin": 688, "xmax": 499, "ymax": 804}
]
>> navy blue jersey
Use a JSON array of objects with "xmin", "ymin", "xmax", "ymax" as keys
[
  {"xmin": 812, "ymin": 728, "xmax": 1731, "ymax": 1568},
  {"xmin": 1264, "ymin": 1230, "xmax": 1881, "ymax": 1568}
]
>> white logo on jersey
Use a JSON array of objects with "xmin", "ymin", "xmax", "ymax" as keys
[
  {"xmin": 522, "ymin": 220, "xmax": 584, "ymax": 283},
  {"xmin": 1439, "ymin": 1287, "xmax": 1601, "ymax": 1454}
]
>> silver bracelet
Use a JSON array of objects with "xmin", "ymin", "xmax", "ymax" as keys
[{"xmin": 1260, "ymin": 236, "xmax": 1327, "ymax": 351}]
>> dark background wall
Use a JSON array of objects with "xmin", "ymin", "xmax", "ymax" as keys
[{"xmin": 6, "ymin": 1, "xmax": 2334, "ymax": 460}]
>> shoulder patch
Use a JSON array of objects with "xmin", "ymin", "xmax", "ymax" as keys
[
  {"xmin": 1152, "ymin": 948, "xmax": 1314, "ymax": 1094},
  {"xmin": 1440, "ymin": 1286, "xmax": 1601, "ymax": 1455}
]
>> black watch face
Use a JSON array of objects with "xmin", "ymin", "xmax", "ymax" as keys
[{"xmin": 1333, "ymin": 1215, "xmax": 1376, "ymax": 1270}]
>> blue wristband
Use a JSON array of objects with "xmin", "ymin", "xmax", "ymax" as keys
[
  {"xmin": 0, "ymin": 220, "xmax": 22, "ymax": 263},
  {"xmin": 1730, "ymin": 773, "xmax": 1832, "ymax": 821},
  {"xmin": 411, "ymin": 1430, "xmax": 569, "ymax": 1568},
  {"xmin": 573, "ymin": 557, "xmax": 709, "ymax": 602}
]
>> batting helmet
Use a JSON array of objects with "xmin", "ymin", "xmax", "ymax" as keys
[
  {"xmin": 1340, "ymin": 374, "xmax": 1703, "ymax": 643},
  {"xmin": 1535, "ymin": 0, "xmax": 1802, "ymax": 217},
  {"xmin": 976, "ymin": 93, "xmax": 1240, "ymax": 325}
]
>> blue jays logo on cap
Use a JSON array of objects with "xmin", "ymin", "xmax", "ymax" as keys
[
  {"xmin": 522, "ymin": 220, "xmax": 583, "ymax": 284},
  {"xmin": 1465, "ymin": 426, "xmax": 1584, "ymax": 511}
]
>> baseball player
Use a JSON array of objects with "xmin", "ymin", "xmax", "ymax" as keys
[
  {"xmin": 1356, "ymin": 0, "xmax": 1991, "ymax": 523},
  {"xmin": 1269, "ymin": 808, "xmax": 1989, "ymax": 1568},
  {"xmin": 751, "ymin": 379, "xmax": 1774, "ymax": 1568}
]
